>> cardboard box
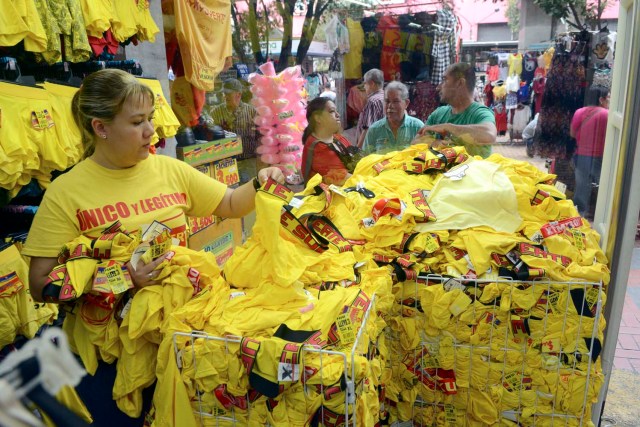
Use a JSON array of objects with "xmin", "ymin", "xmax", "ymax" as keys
[
  {"xmin": 213, "ymin": 157, "xmax": 239, "ymax": 186},
  {"xmin": 188, "ymin": 218, "xmax": 243, "ymax": 266},
  {"xmin": 177, "ymin": 137, "xmax": 243, "ymax": 167}
]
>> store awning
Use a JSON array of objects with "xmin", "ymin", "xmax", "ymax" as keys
[
  {"xmin": 528, "ymin": 41, "xmax": 554, "ymax": 51},
  {"xmin": 257, "ymin": 39, "xmax": 334, "ymax": 58},
  {"xmin": 461, "ymin": 40, "xmax": 518, "ymax": 47}
]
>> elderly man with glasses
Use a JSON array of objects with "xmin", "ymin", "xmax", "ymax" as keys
[{"xmin": 362, "ymin": 81, "xmax": 424, "ymax": 155}]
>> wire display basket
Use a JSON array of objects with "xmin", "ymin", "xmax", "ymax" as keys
[
  {"xmin": 172, "ymin": 294, "xmax": 379, "ymax": 427},
  {"xmin": 388, "ymin": 275, "xmax": 605, "ymax": 427}
]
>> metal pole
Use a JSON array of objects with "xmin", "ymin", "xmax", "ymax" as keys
[{"xmin": 592, "ymin": 0, "xmax": 640, "ymax": 423}]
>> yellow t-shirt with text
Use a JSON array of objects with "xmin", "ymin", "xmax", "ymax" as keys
[{"xmin": 22, "ymin": 154, "xmax": 227, "ymax": 257}]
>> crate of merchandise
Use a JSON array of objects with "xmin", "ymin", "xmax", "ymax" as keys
[
  {"xmin": 384, "ymin": 276, "xmax": 605, "ymax": 427},
  {"xmin": 172, "ymin": 293, "xmax": 381, "ymax": 427}
]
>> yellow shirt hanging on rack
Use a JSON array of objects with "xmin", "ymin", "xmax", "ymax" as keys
[
  {"xmin": 79, "ymin": 0, "xmax": 119, "ymax": 38},
  {"xmin": 138, "ymin": 78, "xmax": 181, "ymax": 141},
  {"xmin": 344, "ymin": 18, "xmax": 364, "ymax": 79},
  {"xmin": 13, "ymin": 0, "xmax": 47, "ymax": 53},
  {"xmin": 173, "ymin": 0, "xmax": 232, "ymax": 91},
  {"xmin": 508, "ymin": 53, "xmax": 523, "ymax": 76}
]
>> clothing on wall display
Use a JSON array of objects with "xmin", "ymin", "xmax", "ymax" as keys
[
  {"xmin": 430, "ymin": 9, "xmax": 456, "ymax": 85},
  {"xmin": 534, "ymin": 36, "xmax": 589, "ymax": 158}
]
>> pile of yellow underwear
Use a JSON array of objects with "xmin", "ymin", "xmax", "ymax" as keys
[{"xmin": 152, "ymin": 144, "xmax": 609, "ymax": 426}]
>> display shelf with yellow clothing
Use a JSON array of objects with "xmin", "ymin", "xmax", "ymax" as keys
[
  {"xmin": 387, "ymin": 275, "xmax": 605, "ymax": 427},
  {"xmin": 166, "ymin": 291, "xmax": 379, "ymax": 427},
  {"xmin": 148, "ymin": 143, "xmax": 610, "ymax": 426}
]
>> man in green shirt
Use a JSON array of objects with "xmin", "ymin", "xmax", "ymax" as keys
[
  {"xmin": 363, "ymin": 81, "xmax": 425, "ymax": 154},
  {"xmin": 419, "ymin": 63, "xmax": 497, "ymax": 157}
]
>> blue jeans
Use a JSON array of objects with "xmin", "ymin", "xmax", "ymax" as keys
[
  {"xmin": 573, "ymin": 155, "xmax": 603, "ymax": 217},
  {"xmin": 75, "ymin": 359, "xmax": 155, "ymax": 427}
]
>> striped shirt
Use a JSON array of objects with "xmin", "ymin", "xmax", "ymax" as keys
[
  {"xmin": 206, "ymin": 102, "xmax": 258, "ymax": 159},
  {"xmin": 362, "ymin": 114, "xmax": 425, "ymax": 154},
  {"xmin": 356, "ymin": 89, "xmax": 385, "ymax": 140}
]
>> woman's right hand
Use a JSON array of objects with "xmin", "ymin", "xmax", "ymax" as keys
[{"xmin": 126, "ymin": 253, "xmax": 169, "ymax": 290}]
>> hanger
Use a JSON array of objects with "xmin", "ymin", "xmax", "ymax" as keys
[
  {"xmin": 44, "ymin": 78, "xmax": 81, "ymax": 88},
  {"xmin": 0, "ymin": 328, "xmax": 89, "ymax": 427}
]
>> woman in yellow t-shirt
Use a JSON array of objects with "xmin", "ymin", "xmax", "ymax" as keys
[{"xmin": 22, "ymin": 69, "xmax": 284, "ymax": 427}]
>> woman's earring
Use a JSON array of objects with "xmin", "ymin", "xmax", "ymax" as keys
[{"xmin": 102, "ymin": 134, "xmax": 107, "ymax": 139}]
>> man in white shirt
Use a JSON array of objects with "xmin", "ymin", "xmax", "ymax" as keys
[{"xmin": 318, "ymin": 81, "xmax": 336, "ymax": 102}]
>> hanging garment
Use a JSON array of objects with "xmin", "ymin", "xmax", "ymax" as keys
[
  {"xmin": 325, "ymin": 15, "xmax": 350, "ymax": 54},
  {"xmin": 360, "ymin": 16, "xmax": 381, "ymax": 74},
  {"xmin": 410, "ymin": 82, "xmax": 440, "ymax": 123},
  {"xmin": 507, "ymin": 53, "xmax": 523, "ymax": 77},
  {"xmin": 521, "ymin": 52, "xmax": 537, "ymax": 83},
  {"xmin": 533, "ymin": 77, "xmax": 546, "ymax": 115},
  {"xmin": 483, "ymin": 83, "xmax": 494, "ymax": 107},
  {"xmin": 486, "ymin": 65, "xmax": 500, "ymax": 83},
  {"xmin": 497, "ymin": 53, "xmax": 509, "ymax": 81},
  {"xmin": 493, "ymin": 102, "xmax": 507, "ymax": 134},
  {"xmin": 533, "ymin": 40, "xmax": 589, "ymax": 158},
  {"xmin": 378, "ymin": 16, "xmax": 402, "ymax": 81},
  {"xmin": 430, "ymin": 9, "xmax": 456, "ymax": 85},
  {"xmin": 172, "ymin": 0, "xmax": 232, "ymax": 91},
  {"xmin": 590, "ymin": 31, "xmax": 616, "ymax": 69},
  {"xmin": 343, "ymin": 18, "xmax": 364, "ymax": 79},
  {"xmin": 79, "ymin": 0, "xmax": 119, "ymax": 38}
]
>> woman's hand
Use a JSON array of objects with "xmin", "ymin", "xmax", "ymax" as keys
[
  {"xmin": 125, "ymin": 253, "xmax": 168, "ymax": 290},
  {"xmin": 257, "ymin": 167, "xmax": 285, "ymax": 186}
]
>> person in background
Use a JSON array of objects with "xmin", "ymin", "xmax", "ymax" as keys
[
  {"xmin": 301, "ymin": 97, "xmax": 353, "ymax": 186},
  {"xmin": 523, "ymin": 112, "xmax": 539, "ymax": 158},
  {"xmin": 362, "ymin": 81, "xmax": 424, "ymax": 154},
  {"xmin": 22, "ymin": 69, "xmax": 284, "ymax": 427},
  {"xmin": 206, "ymin": 78, "xmax": 259, "ymax": 185},
  {"xmin": 356, "ymin": 68, "xmax": 385, "ymax": 149},
  {"xmin": 417, "ymin": 62, "xmax": 497, "ymax": 157},
  {"xmin": 570, "ymin": 85, "xmax": 610, "ymax": 218},
  {"xmin": 318, "ymin": 81, "xmax": 336, "ymax": 102}
]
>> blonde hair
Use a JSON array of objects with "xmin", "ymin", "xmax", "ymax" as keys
[{"xmin": 71, "ymin": 69, "xmax": 155, "ymax": 158}]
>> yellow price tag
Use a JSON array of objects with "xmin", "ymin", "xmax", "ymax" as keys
[
  {"xmin": 335, "ymin": 313, "xmax": 356, "ymax": 346},
  {"xmin": 424, "ymin": 234, "xmax": 440, "ymax": 253},
  {"xmin": 104, "ymin": 264, "xmax": 131, "ymax": 294},
  {"xmin": 444, "ymin": 404, "xmax": 456, "ymax": 424},
  {"xmin": 571, "ymin": 229, "xmax": 586, "ymax": 250},
  {"xmin": 503, "ymin": 371, "xmax": 521, "ymax": 391},
  {"xmin": 585, "ymin": 287, "xmax": 600, "ymax": 311},
  {"xmin": 547, "ymin": 291, "xmax": 560, "ymax": 313},
  {"xmin": 421, "ymin": 354, "xmax": 439, "ymax": 368}
]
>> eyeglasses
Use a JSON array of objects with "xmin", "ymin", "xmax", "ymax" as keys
[{"xmin": 385, "ymin": 99, "xmax": 404, "ymax": 105}]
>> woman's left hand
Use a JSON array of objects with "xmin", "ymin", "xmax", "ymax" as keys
[{"xmin": 257, "ymin": 167, "xmax": 285, "ymax": 185}]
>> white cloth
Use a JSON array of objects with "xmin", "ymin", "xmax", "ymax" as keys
[
  {"xmin": 522, "ymin": 113, "xmax": 539, "ymax": 140},
  {"xmin": 319, "ymin": 90, "xmax": 336, "ymax": 102},
  {"xmin": 414, "ymin": 160, "xmax": 522, "ymax": 234},
  {"xmin": 506, "ymin": 75, "xmax": 520, "ymax": 93},
  {"xmin": 324, "ymin": 15, "xmax": 350, "ymax": 54}
]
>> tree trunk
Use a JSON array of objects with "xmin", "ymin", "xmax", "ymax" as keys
[
  {"xmin": 248, "ymin": 0, "xmax": 266, "ymax": 64},
  {"xmin": 230, "ymin": 4, "xmax": 249, "ymax": 64},
  {"xmin": 295, "ymin": 0, "xmax": 331, "ymax": 66},
  {"xmin": 275, "ymin": 0, "xmax": 296, "ymax": 72}
]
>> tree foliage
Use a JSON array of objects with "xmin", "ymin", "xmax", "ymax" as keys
[
  {"xmin": 505, "ymin": 0, "xmax": 520, "ymax": 36},
  {"xmin": 533, "ymin": 0, "xmax": 609, "ymax": 30}
]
